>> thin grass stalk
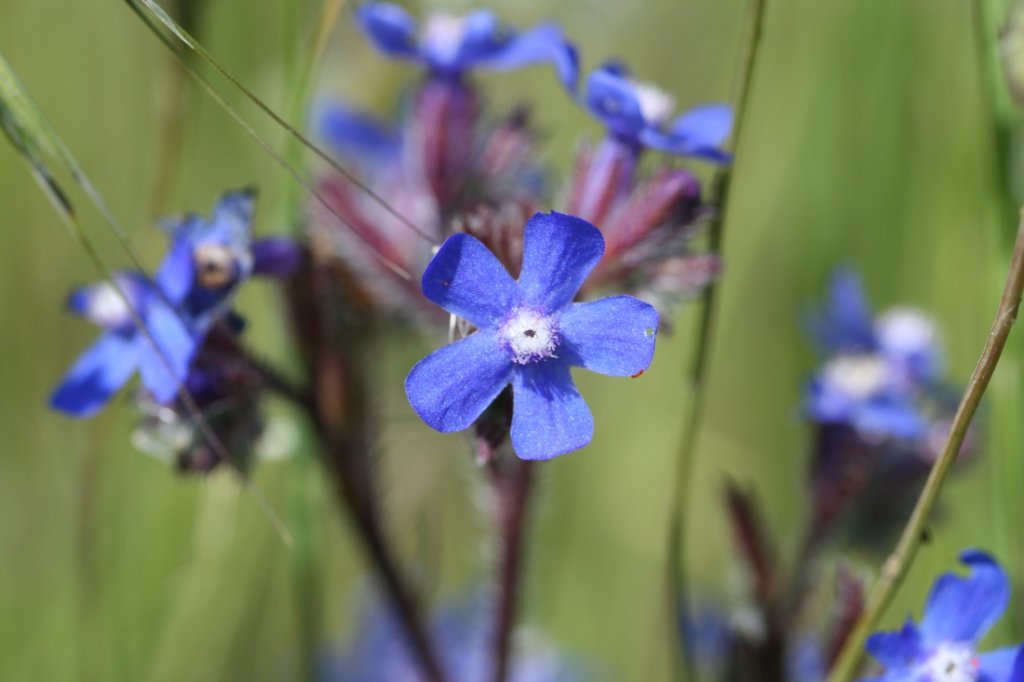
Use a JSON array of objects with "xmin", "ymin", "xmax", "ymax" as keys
[
  {"xmin": 126, "ymin": 1, "xmax": 419, "ymax": 282},
  {"xmin": 125, "ymin": 0, "xmax": 437, "ymax": 246},
  {"xmin": 827, "ymin": 210, "xmax": 1024, "ymax": 682},
  {"xmin": 1, "ymin": 51, "xmax": 297, "ymax": 550},
  {"xmin": 667, "ymin": 0, "xmax": 768, "ymax": 676}
]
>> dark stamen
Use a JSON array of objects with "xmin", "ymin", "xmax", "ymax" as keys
[{"xmin": 524, "ymin": 329, "xmax": 536, "ymax": 338}]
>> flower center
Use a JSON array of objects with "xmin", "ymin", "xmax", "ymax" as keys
[
  {"xmin": 423, "ymin": 13, "xmax": 468, "ymax": 65},
  {"xmin": 632, "ymin": 80, "xmax": 676, "ymax": 125},
  {"xmin": 193, "ymin": 244, "xmax": 237, "ymax": 289},
  {"xmin": 822, "ymin": 354, "xmax": 888, "ymax": 399},
  {"xmin": 920, "ymin": 642, "xmax": 979, "ymax": 682},
  {"xmin": 500, "ymin": 309, "xmax": 558, "ymax": 364}
]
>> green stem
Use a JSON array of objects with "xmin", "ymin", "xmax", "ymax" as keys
[
  {"xmin": 827, "ymin": 210, "xmax": 1024, "ymax": 682},
  {"xmin": 668, "ymin": 0, "xmax": 768, "ymax": 676}
]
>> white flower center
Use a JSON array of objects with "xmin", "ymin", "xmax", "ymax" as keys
[
  {"xmin": 822, "ymin": 354, "xmax": 888, "ymax": 399},
  {"xmin": 500, "ymin": 309, "xmax": 558, "ymax": 364},
  {"xmin": 423, "ymin": 13, "xmax": 468, "ymax": 64},
  {"xmin": 876, "ymin": 307, "xmax": 936, "ymax": 357},
  {"xmin": 920, "ymin": 642, "xmax": 979, "ymax": 682},
  {"xmin": 90, "ymin": 282, "xmax": 132, "ymax": 327},
  {"xmin": 632, "ymin": 80, "xmax": 676, "ymax": 125}
]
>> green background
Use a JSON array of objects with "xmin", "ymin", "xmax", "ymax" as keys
[{"xmin": 1, "ymin": 0, "xmax": 1022, "ymax": 679}]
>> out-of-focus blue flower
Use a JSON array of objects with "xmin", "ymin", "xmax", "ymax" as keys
[
  {"xmin": 863, "ymin": 550, "xmax": 1021, "ymax": 682},
  {"xmin": 805, "ymin": 269, "xmax": 942, "ymax": 441},
  {"xmin": 50, "ymin": 272, "xmax": 196, "ymax": 417},
  {"xmin": 582, "ymin": 63, "xmax": 732, "ymax": 162},
  {"xmin": 357, "ymin": 2, "xmax": 578, "ymax": 89},
  {"xmin": 323, "ymin": 593, "xmax": 583, "ymax": 682},
  {"xmin": 51, "ymin": 189, "xmax": 298, "ymax": 418},
  {"xmin": 405, "ymin": 211, "xmax": 658, "ymax": 460},
  {"xmin": 318, "ymin": 103, "xmax": 403, "ymax": 168}
]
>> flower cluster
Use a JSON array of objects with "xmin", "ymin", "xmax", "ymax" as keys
[
  {"xmin": 313, "ymin": 1, "xmax": 728, "ymax": 323},
  {"xmin": 803, "ymin": 269, "xmax": 971, "ymax": 549},
  {"xmin": 51, "ymin": 190, "xmax": 300, "ymax": 471}
]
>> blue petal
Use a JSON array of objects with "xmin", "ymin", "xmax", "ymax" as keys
[
  {"xmin": 67, "ymin": 272, "xmax": 149, "ymax": 329},
  {"xmin": 357, "ymin": 2, "xmax": 421, "ymax": 60},
  {"xmin": 919, "ymin": 550, "xmax": 1010, "ymax": 645},
  {"xmin": 510, "ymin": 361, "xmax": 593, "ymax": 460},
  {"xmin": 136, "ymin": 298, "xmax": 199, "ymax": 404},
  {"xmin": 50, "ymin": 331, "xmax": 140, "ymax": 417},
  {"xmin": 584, "ymin": 66, "xmax": 645, "ymax": 140},
  {"xmin": 421, "ymin": 233, "xmax": 521, "ymax": 328},
  {"xmin": 212, "ymin": 187, "xmax": 257, "ymax": 231},
  {"xmin": 517, "ymin": 212, "xmax": 605, "ymax": 311},
  {"xmin": 154, "ymin": 233, "xmax": 196, "ymax": 305},
  {"xmin": 979, "ymin": 645, "xmax": 1022, "ymax": 681},
  {"xmin": 851, "ymin": 394, "xmax": 927, "ymax": 440},
  {"xmin": 252, "ymin": 237, "xmax": 302, "ymax": 278},
  {"xmin": 641, "ymin": 104, "xmax": 733, "ymax": 162},
  {"xmin": 865, "ymin": 619, "xmax": 922, "ymax": 668},
  {"xmin": 670, "ymin": 104, "xmax": 733, "ymax": 148},
  {"xmin": 559, "ymin": 296, "xmax": 658, "ymax": 376},
  {"xmin": 810, "ymin": 269, "xmax": 878, "ymax": 352},
  {"xmin": 318, "ymin": 103, "xmax": 402, "ymax": 162},
  {"xmin": 427, "ymin": 10, "xmax": 502, "ymax": 72},
  {"xmin": 474, "ymin": 23, "xmax": 579, "ymax": 90},
  {"xmin": 405, "ymin": 330, "xmax": 514, "ymax": 432}
]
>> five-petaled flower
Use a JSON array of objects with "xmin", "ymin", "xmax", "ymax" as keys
[
  {"xmin": 357, "ymin": 2, "xmax": 578, "ymax": 88},
  {"xmin": 583, "ymin": 63, "xmax": 732, "ymax": 162},
  {"xmin": 863, "ymin": 550, "xmax": 1022, "ymax": 681},
  {"xmin": 405, "ymin": 211, "xmax": 659, "ymax": 460}
]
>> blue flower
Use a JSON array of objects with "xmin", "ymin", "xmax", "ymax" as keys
[
  {"xmin": 50, "ymin": 272, "xmax": 196, "ymax": 417},
  {"xmin": 51, "ymin": 189, "xmax": 296, "ymax": 418},
  {"xmin": 583, "ymin": 63, "xmax": 732, "ymax": 162},
  {"xmin": 864, "ymin": 550, "xmax": 1022, "ymax": 682},
  {"xmin": 357, "ymin": 2, "xmax": 578, "ymax": 89},
  {"xmin": 323, "ymin": 592, "xmax": 584, "ymax": 682},
  {"xmin": 405, "ymin": 211, "xmax": 659, "ymax": 460},
  {"xmin": 805, "ymin": 269, "xmax": 942, "ymax": 441}
]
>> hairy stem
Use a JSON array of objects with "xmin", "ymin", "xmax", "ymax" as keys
[
  {"xmin": 490, "ymin": 459, "xmax": 536, "ymax": 682},
  {"xmin": 668, "ymin": 0, "xmax": 768, "ymax": 676},
  {"xmin": 827, "ymin": 211, "xmax": 1024, "ymax": 682}
]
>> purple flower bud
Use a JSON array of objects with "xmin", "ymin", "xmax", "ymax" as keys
[{"xmin": 252, "ymin": 237, "xmax": 303, "ymax": 278}]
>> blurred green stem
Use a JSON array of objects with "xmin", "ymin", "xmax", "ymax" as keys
[
  {"xmin": 827, "ymin": 210, "xmax": 1024, "ymax": 682},
  {"xmin": 669, "ymin": 0, "xmax": 767, "ymax": 676}
]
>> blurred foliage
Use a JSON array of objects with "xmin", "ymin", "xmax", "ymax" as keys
[{"xmin": 1, "ymin": 0, "xmax": 1023, "ymax": 680}]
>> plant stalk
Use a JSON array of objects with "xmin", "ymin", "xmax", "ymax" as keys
[
  {"xmin": 827, "ymin": 210, "xmax": 1024, "ymax": 682},
  {"xmin": 669, "ymin": 0, "xmax": 768, "ymax": 676},
  {"xmin": 490, "ymin": 459, "xmax": 536, "ymax": 682}
]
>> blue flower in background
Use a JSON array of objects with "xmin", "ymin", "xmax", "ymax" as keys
[
  {"xmin": 805, "ymin": 269, "xmax": 941, "ymax": 441},
  {"xmin": 323, "ymin": 593, "xmax": 584, "ymax": 682},
  {"xmin": 357, "ymin": 2, "xmax": 578, "ymax": 89},
  {"xmin": 583, "ymin": 63, "xmax": 732, "ymax": 162},
  {"xmin": 318, "ymin": 103, "xmax": 403, "ymax": 169},
  {"xmin": 51, "ymin": 189, "xmax": 298, "ymax": 418},
  {"xmin": 405, "ymin": 211, "xmax": 658, "ymax": 460},
  {"xmin": 50, "ymin": 272, "xmax": 196, "ymax": 417},
  {"xmin": 864, "ymin": 550, "xmax": 1022, "ymax": 682}
]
